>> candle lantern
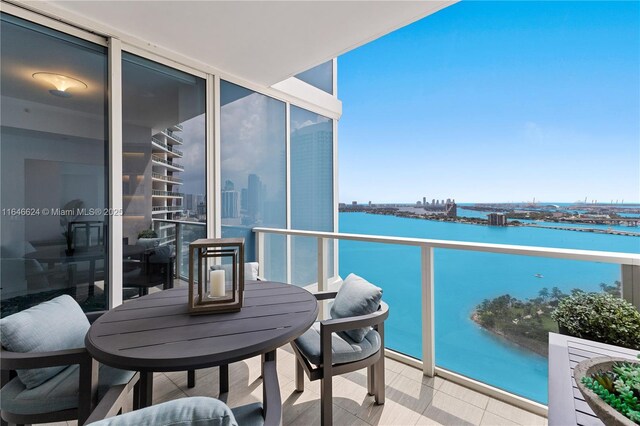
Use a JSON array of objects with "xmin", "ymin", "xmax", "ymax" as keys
[{"xmin": 188, "ymin": 238, "xmax": 244, "ymax": 315}]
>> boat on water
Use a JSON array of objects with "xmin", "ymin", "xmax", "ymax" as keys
[{"xmin": 535, "ymin": 273, "xmax": 543, "ymax": 278}]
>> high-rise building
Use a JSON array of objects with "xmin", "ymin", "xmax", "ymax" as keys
[
  {"xmin": 488, "ymin": 213, "xmax": 508, "ymax": 226},
  {"xmin": 247, "ymin": 174, "xmax": 264, "ymax": 222},
  {"xmin": 196, "ymin": 194, "xmax": 205, "ymax": 210},
  {"xmin": 240, "ymin": 188, "xmax": 248, "ymax": 212},
  {"xmin": 221, "ymin": 190, "xmax": 240, "ymax": 218},
  {"xmin": 290, "ymin": 120, "xmax": 333, "ymax": 231},
  {"xmin": 423, "ymin": 197, "xmax": 426, "ymax": 205},
  {"xmin": 185, "ymin": 194, "xmax": 195, "ymax": 212},
  {"xmin": 148, "ymin": 124, "xmax": 185, "ymax": 243}
]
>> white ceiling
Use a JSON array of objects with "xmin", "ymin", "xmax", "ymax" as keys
[{"xmin": 40, "ymin": 0, "xmax": 455, "ymax": 87}]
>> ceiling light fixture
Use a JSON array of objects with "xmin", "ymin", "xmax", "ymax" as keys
[{"xmin": 32, "ymin": 72, "xmax": 87, "ymax": 98}]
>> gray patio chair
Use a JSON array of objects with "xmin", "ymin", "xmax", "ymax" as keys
[
  {"xmin": 85, "ymin": 355, "xmax": 282, "ymax": 426},
  {"xmin": 0, "ymin": 295, "xmax": 138, "ymax": 426},
  {"xmin": 290, "ymin": 273, "xmax": 389, "ymax": 426},
  {"xmin": 123, "ymin": 246, "xmax": 175, "ymax": 297}
]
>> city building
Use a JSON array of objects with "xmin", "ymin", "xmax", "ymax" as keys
[
  {"xmin": 488, "ymin": 213, "xmax": 508, "ymax": 226},
  {"xmin": 221, "ymin": 189, "xmax": 240, "ymax": 219}
]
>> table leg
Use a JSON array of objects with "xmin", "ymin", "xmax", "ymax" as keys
[
  {"xmin": 219, "ymin": 364, "xmax": 229, "ymax": 395},
  {"xmin": 138, "ymin": 371, "xmax": 153, "ymax": 408}
]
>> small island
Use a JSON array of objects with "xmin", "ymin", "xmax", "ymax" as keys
[{"xmin": 471, "ymin": 282, "xmax": 621, "ymax": 357}]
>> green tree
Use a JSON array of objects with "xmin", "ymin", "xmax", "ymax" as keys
[
  {"xmin": 551, "ymin": 287, "xmax": 564, "ymax": 300},
  {"xmin": 538, "ymin": 287, "xmax": 549, "ymax": 300}
]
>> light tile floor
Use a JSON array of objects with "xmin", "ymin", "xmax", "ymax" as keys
[{"xmin": 49, "ymin": 346, "xmax": 547, "ymax": 426}]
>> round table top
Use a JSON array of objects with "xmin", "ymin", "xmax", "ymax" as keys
[{"xmin": 86, "ymin": 281, "xmax": 318, "ymax": 372}]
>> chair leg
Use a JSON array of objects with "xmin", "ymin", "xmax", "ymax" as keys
[
  {"xmin": 133, "ymin": 380, "xmax": 140, "ymax": 410},
  {"xmin": 367, "ymin": 364, "xmax": 375, "ymax": 396},
  {"xmin": 320, "ymin": 376, "xmax": 333, "ymax": 426},
  {"xmin": 295, "ymin": 357, "xmax": 304, "ymax": 392},
  {"xmin": 219, "ymin": 364, "xmax": 229, "ymax": 395},
  {"xmin": 187, "ymin": 370, "xmax": 196, "ymax": 388},
  {"xmin": 374, "ymin": 354, "xmax": 385, "ymax": 405}
]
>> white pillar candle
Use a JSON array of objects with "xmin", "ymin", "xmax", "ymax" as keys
[{"xmin": 209, "ymin": 269, "xmax": 225, "ymax": 297}]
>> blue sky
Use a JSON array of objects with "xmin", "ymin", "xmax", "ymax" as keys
[{"xmin": 338, "ymin": 1, "xmax": 640, "ymax": 204}]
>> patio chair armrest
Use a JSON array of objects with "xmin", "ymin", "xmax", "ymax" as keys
[
  {"xmin": 313, "ymin": 291, "xmax": 338, "ymax": 301},
  {"xmin": 0, "ymin": 347, "xmax": 90, "ymax": 370},
  {"xmin": 84, "ymin": 372, "xmax": 140, "ymax": 425},
  {"xmin": 319, "ymin": 301, "xmax": 389, "ymax": 334},
  {"xmin": 262, "ymin": 358, "xmax": 282, "ymax": 426}
]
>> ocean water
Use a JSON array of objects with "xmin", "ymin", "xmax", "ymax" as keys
[{"xmin": 338, "ymin": 212, "xmax": 640, "ymax": 404}]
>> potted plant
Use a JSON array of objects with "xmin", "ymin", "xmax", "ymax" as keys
[
  {"xmin": 136, "ymin": 229, "xmax": 160, "ymax": 251},
  {"xmin": 138, "ymin": 229, "xmax": 158, "ymax": 239},
  {"xmin": 551, "ymin": 291, "xmax": 640, "ymax": 350},
  {"xmin": 574, "ymin": 356, "xmax": 640, "ymax": 425}
]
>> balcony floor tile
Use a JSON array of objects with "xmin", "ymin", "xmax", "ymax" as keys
[{"xmin": 41, "ymin": 350, "xmax": 546, "ymax": 426}]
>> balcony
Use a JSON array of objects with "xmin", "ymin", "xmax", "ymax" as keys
[
  {"xmin": 152, "ymin": 205, "xmax": 183, "ymax": 214},
  {"xmin": 152, "ymin": 155, "xmax": 184, "ymax": 171},
  {"xmin": 152, "ymin": 189, "xmax": 184, "ymax": 198},
  {"xmin": 152, "ymin": 172, "xmax": 183, "ymax": 184},
  {"xmin": 119, "ymin": 270, "xmax": 548, "ymax": 425},
  {"xmin": 144, "ymin": 222, "xmax": 638, "ymax": 417},
  {"xmin": 253, "ymin": 227, "xmax": 639, "ymax": 416},
  {"xmin": 161, "ymin": 130, "xmax": 184, "ymax": 145},
  {"xmin": 151, "ymin": 137, "xmax": 184, "ymax": 157}
]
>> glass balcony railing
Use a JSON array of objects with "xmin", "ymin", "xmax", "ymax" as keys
[
  {"xmin": 252, "ymin": 227, "xmax": 639, "ymax": 412},
  {"xmin": 152, "ymin": 172, "xmax": 183, "ymax": 184},
  {"xmin": 152, "ymin": 205, "xmax": 182, "ymax": 212},
  {"xmin": 151, "ymin": 155, "xmax": 184, "ymax": 170},
  {"xmin": 152, "ymin": 190, "xmax": 184, "ymax": 197},
  {"xmin": 162, "ymin": 130, "xmax": 184, "ymax": 144},
  {"xmin": 151, "ymin": 137, "xmax": 184, "ymax": 157}
]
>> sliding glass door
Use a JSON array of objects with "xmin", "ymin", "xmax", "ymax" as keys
[
  {"xmin": 121, "ymin": 53, "xmax": 207, "ymax": 298},
  {"xmin": 0, "ymin": 14, "xmax": 109, "ymax": 315}
]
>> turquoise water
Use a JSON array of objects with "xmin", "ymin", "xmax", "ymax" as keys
[{"xmin": 338, "ymin": 212, "xmax": 640, "ymax": 404}]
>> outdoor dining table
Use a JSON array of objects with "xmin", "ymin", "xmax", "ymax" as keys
[{"xmin": 85, "ymin": 280, "xmax": 319, "ymax": 408}]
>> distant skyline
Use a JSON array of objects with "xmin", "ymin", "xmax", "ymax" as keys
[{"xmin": 338, "ymin": 1, "xmax": 640, "ymax": 204}]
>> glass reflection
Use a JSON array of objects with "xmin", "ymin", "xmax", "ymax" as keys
[
  {"xmin": 220, "ymin": 80, "xmax": 286, "ymax": 281},
  {"xmin": 295, "ymin": 60, "xmax": 334, "ymax": 94},
  {"xmin": 1, "ymin": 14, "xmax": 109, "ymax": 314},
  {"xmin": 290, "ymin": 106, "xmax": 334, "ymax": 285},
  {"xmin": 121, "ymin": 53, "xmax": 206, "ymax": 297}
]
